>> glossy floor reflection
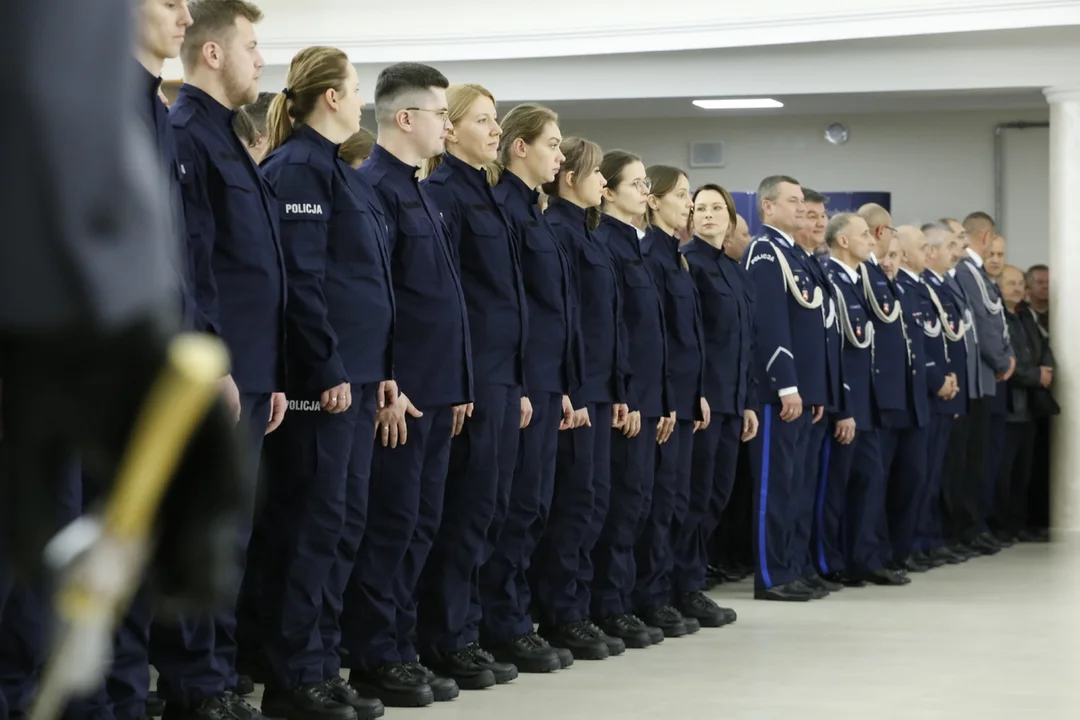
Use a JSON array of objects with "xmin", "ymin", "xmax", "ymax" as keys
[{"xmin": 239, "ymin": 544, "xmax": 1078, "ymax": 719}]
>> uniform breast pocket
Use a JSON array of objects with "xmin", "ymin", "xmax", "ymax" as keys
[
  {"xmin": 465, "ymin": 210, "xmax": 506, "ymax": 238},
  {"xmin": 395, "ymin": 212, "xmax": 440, "ymax": 289},
  {"xmin": 523, "ymin": 223, "xmax": 556, "ymax": 254},
  {"xmin": 622, "ymin": 261, "xmax": 653, "ymax": 288},
  {"xmin": 216, "ymin": 162, "xmax": 258, "ymax": 194},
  {"xmin": 330, "ymin": 206, "xmax": 382, "ymax": 272}
]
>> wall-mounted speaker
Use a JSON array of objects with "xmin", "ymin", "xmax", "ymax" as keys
[{"xmin": 689, "ymin": 141, "xmax": 725, "ymax": 168}]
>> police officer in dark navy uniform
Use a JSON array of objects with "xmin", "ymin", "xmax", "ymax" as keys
[
  {"xmin": 679, "ymin": 184, "xmax": 759, "ymax": 622},
  {"xmin": 817, "ymin": 214, "xmax": 893, "ymax": 586},
  {"xmin": 338, "ymin": 62, "xmax": 470, "ymax": 707},
  {"xmin": 533, "ymin": 137, "xmax": 629, "ymax": 662},
  {"xmin": 418, "ymin": 84, "xmax": 533, "ymax": 682},
  {"xmin": 481, "ymin": 104, "xmax": 576, "ymax": 672},
  {"xmin": 590, "ymin": 151, "xmax": 672, "ymax": 647},
  {"xmin": 852, "ymin": 206, "xmax": 923, "ymax": 584},
  {"xmin": 256, "ymin": 47, "xmax": 392, "ymax": 720},
  {"xmin": 789, "ymin": 189, "xmax": 844, "ymax": 597},
  {"xmin": 894, "ymin": 225, "xmax": 957, "ymax": 573},
  {"xmin": 915, "ymin": 223, "xmax": 969, "ymax": 567},
  {"xmin": 1, "ymin": 1, "xmax": 247, "ymax": 718},
  {"xmin": 155, "ymin": 3, "xmax": 288, "ymax": 718},
  {"xmin": 640, "ymin": 165, "xmax": 713, "ymax": 632},
  {"xmin": 741, "ymin": 176, "xmax": 827, "ymax": 602}
]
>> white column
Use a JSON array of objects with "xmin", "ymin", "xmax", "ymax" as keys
[{"xmin": 1045, "ymin": 86, "xmax": 1080, "ymax": 540}]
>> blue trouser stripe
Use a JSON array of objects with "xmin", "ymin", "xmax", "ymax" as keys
[
  {"xmin": 815, "ymin": 436, "xmax": 833, "ymax": 575},
  {"xmin": 758, "ymin": 406, "xmax": 773, "ymax": 589}
]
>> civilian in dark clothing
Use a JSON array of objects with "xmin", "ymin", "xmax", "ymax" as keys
[{"xmin": 995, "ymin": 266, "xmax": 1058, "ymax": 541}]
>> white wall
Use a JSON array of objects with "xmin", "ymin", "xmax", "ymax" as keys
[{"xmin": 562, "ymin": 109, "xmax": 1051, "ymax": 269}]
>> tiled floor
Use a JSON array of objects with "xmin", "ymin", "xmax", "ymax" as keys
[{"xmin": 242, "ymin": 544, "xmax": 1079, "ymax": 719}]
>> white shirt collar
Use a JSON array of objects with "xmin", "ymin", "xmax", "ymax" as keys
[
  {"xmin": 966, "ymin": 247, "xmax": 984, "ymax": 267},
  {"xmin": 829, "ymin": 256, "xmax": 860, "ymax": 284},
  {"xmin": 899, "ymin": 266, "xmax": 921, "ymax": 283},
  {"xmin": 868, "ymin": 251, "xmax": 879, "ymax": 266},
  {"xmin": 764, "ymin": 224, "xmax": 795, "ymax": 248},
  {"xmin": 635, "ymin": 227, "xmax": 646, "ymax": 241},
  {"xmin": 926, "ymin": 268, "xmax": 945, "ymax": 283}
]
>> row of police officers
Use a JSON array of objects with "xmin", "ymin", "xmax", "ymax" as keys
[{"xmin": 0, "ymin": 2, "xmax": 1022, "ymax": 720}]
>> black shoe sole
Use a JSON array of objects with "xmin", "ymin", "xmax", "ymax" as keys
[
  {"xmin": 349, "ymin": 682, "xmax": 434, "ymax": 709},
  {"xmin": 554, "ymin": 647, "xmax": 574, "ymax": 669},
  {"xmin": 655, "ymin": 624, "xmax": 688, "ymax": 637},
  {"xmin": 447, "ymin": 669, "xmax": 496, "ymax": 691},
  {"xmin": 260, "ymin": 698, "xmax": 358, "ymax": 720},
  {"xmin": 754, "ymin": 590, "xmax": 813, "ymax": 601},
  {"xmin": 491, "ymin": 665, "xmax": 519, "ymax": 684},
  {"xmin": 429, "ymin": 679, "xmax": 459, "ymax": 702},
  {"xmin": 645, "ymin": 627, "xmax": 665, "ymax": 645},
  {"xmin": 547, "ymin": 642, "xmax": 608, "ymax": 660}
]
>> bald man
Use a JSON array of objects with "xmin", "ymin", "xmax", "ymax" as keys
[
  {"xmin": 891, "ymin": 226, "xmax": 954, "ymax": 571},
  {"xmin": 952, "ymin": 211, "xmax": 1015, "ymax": 554},
  {"xmin": 984, "ymin": 236, "xmax": 1007, "ymax": 282},
  {"xmin": 726, "ymin": 214, "xmax": 753, "ymax": 262}
]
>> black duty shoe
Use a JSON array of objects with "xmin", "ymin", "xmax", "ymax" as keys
[
  {"xmin": 913, "ymin": 551, "xmax": 947, "ymax": 568},
  {"xmin": 863, "ymin": 568, "xmax": 911, "ymax": 586},
  {"xmin": 541, "ymin": 621, "xmax": 609, "ymax": 660},
  {"xmin": 403, "ymin": 662, "xmax": 459, "ymax": 702},
  {"xmin": 677, "ymin": 591, "xmax": 736, "ymax": 628},
  {"xmin": 349, "ymin": 663, "xmax": 433, "ymax": 708},
  {"xmin": 323, "ymin": 677, "xmax": 385, "ymax": 720},
  {"xmin": 969, "ymin": 535, "xmax": 1001, "ymax": 556},
  {"xmin": 902, "ymin": 556, "xmax": 932, "ymax": 573},
  {"xmin": 490, "ymin": 634, "xmax": 561, "ymax": 673},
  {"xmin": 583, "ymin": 620, "xmax": 627, "ymax": 655},
  {"xmin": 949, "ymin": 543, "xmax": 980, "ymax": 560},
  {"xmin": 596, "ymin": 614, "xmax": 652, "ymax": 648},
  {"xmin": 640, "ymin": 605, "xmax": 690, "ymax": 638},
  {"xmin": 621, "ymin": 613, "xmax": 664, "ymax": 645},
  {"xmin": 928, "ymin": 547, "xmax": 963, "ymax": 565},
  {"xmin": 1018, "ymin": 527, "xmax": 1050, "ymax": 543},
  {"xmin": 805, "ymin": 573, "xmax": 843, "ymax": 593},
  {"xmin": 754, "ymin": 582, "xmax": 814, "ymax": 601},
  {"xmin": 261, "ymin": 684, "xmax": 356, "ymax": 720},
  {"xmin": 465, "ymin": 643, "xmax": 519, "ymax": 684},
  {"xmin": 791, "ymin": 579, "xmax": 828, "ymax": 599},
  {"xmin": 422, "ymin": 647, "xmax": 496, "ymax": 691},
  {"xmin": 162, "ymin": 693, "xmax": 262, "ymax": 720},
  {"xmin": 235, "ymin": 676, "xmax": 255, "ymax": 698},
  {"xmin": 146, "ymin": 692, "xmax": 166, "ymax": 717},
  {"xmin": 531, "ymin": 632, "xmax": 574, "ymax": 669},
  {"xmin": 823, "ymin": 571, "xmax": 867, "ymax": 588},
  {"xmin": 994, "ymin": 531, "xmax": 1018, "ymax": 547}
]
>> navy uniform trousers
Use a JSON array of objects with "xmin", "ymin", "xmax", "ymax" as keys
[
  {"xmin": 151, "ymin": 392, "xmax": 272, "ymax": 709},
  {"xmin": 590, "ymin": 423, "xmax": 655, "ymax": 619},
  {"xmin": 749, "ymin": 406, "xmax": 813, "ymax": 591},
  {"xmin": 339, "ymin": 406, "xmax": 453, "ymax": 671},
  {"xmin": 792, "ymin": 419, "xmax": 830, "ymax": 580},
  {"xmin": 417, "ymin": 382, "xmax": 521, "ymax": 656},
  {"xmin": 634, "ymin": 420, "xmax": 693, "ymax": 611},
  {"xmin": 532, "ymin": 403, "xmax": 612, "ymax": 627},
  {"xmin": 255, "ymin": 383, "xmax": 378, "ymax": 689},
  {"xmin": 879, "ymin": 418, "xmax": 930, "ymax": 565},
  {"xmin": 813, "ymin": 424, "xmax": 889, "ymax": 577},
  {"xmin": 479, "ymin": 392, "xmax": 562, "ymax": 644},
  {"xmin": 673, "ymin": 414, "xmax": 742, "ymax": 595},
  {"xmin": 917, "ymin": 413, "xmax": 955, "ymax": 553}
]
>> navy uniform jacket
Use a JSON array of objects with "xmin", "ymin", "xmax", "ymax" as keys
[
  {"xmin": 136, "ymin": 63, "xmax": 198, "ymax": 330},
  {"xmin": 742, "ymin": 225, "xmax": 828, "ymax": 407},
  {"xmin": 803, "ymin": 250, "xmax": 843, "ymax": 414},
  {"xmin": 545, "ymin": 198, "xmax": 627, "ymax": 407},
  {"xmin": 358, "ymin": 145, "xmax": 472, "ymax": 408},
  {"xmin": 492, "ymin": 171, "xmax": 579, "ymax": 396},
  {"xmin": 642, "ymin": 227, "xmax": 705, "ymax": 421},
  {"xmin": 682, "ymin": 238, "xmax": 757, "ymax": 417},
  {"xmin": 893, "ymin": 269, "xmax": 937, "ymax": 426},
  {"xmin": 1, "ymin": 0, "xmax": 177, "ymax": 331},
  {"xmin": 261, "ymin": 125, "xmax": 395, "ymax": 395},
  {"xmin": 594, "ymin": 216, "xmax": 671, "ymax": 418},
  {"xmin": 825, "ymin": 259, "xmax": 877, "ymax": 429},
  {"xmin": 859, "ymin": 259, "xmax": 913, "ymax": 417},
  {"xmin": 953, "ymin": 253, "xmax": 1014, "ymax": 398},
  {"xmin": 422, "ymin": 154, "xmax": 527, "ymax": 390},
  {"xmin": 171, "ymin": 84, "xmax": 287, "ymax": 394},
  {"xmin": 922, "ymin": 269, "xmax": 969, "ymax": 415}
]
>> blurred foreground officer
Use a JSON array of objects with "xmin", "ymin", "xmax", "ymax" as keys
[
  {"xmin": 915, "ymin": 224, "xmax": 969, "ymax": 566},
  {"xmin": 0, "ymin": 0, "xmax": 246, "ymax": 716},
  {"xmin": 591, "ymin": 151, "xmax": 670, "ymax": 646},
  {"xmin": 482, "ymin": 104, "xmax": 577, "ymax": 671},
  {"xmin": 680, "ymin": 184, "xmax": 758, "ymax": 620},
  {"xmin": 419, "ymin": 84, "xmax": 528, "ymax": 684},
  {"xmin": 233, "ymin": 91, "xmax": 275, "ymax": 163},
  {"xmin": 155, "ymin": 2, "xmax": 288, "ymax": 719},
  {"xmin": 257, "ymin": 47, "xmax": 392, "ymax": 720},
  {"xmin": 339, "ymin": 62, "xmax": 470, "ymax": 707},
  {"xmin": 818, "ymin": 214, "xmax": 891, "ymax": 585},
  {"xmin": 742, "ymin": 176, "xmax": 826, "ymax": 602}
]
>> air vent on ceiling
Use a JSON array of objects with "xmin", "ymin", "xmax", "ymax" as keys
[{"xmin": 689, "ymin": 141, "xmax": 725, "ymax": 169}]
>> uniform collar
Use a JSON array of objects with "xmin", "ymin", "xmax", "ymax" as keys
[
  {"xmin": 136, "ymin": 60, "xmax": 163, "ymax": 100},
  {"xmin": 599, "ymin": 213, "xmax": 639, "ymax": 241},
  {"xmin": 442, "ymin": 152, "xmax": 490, "ymax": 191},
  {"xmin": 966, "ymin": 247, "xmax": 984, "ymax": 268},
  {"xmin": 177, "ymin": 83, "xmax": 236, "ymax": 128},
  {"xmin": 686, "ymin": 236, "xmax": 722, "ymax": 261},
  {"xmin": 868, "ymin": 251, "xmax": 880, "ymax": 266},
  {"xmin": 829, "ymin": 256, "xmax": 860, "ymax": 284},
  {"xmin": 500, "ymin": 169, "xmax": 540, "ymax": 207},
  {"xmin": 294, "ymin": 124, "xmax": 339, "ymax": 157},
  {"xmin": 369, "ymin": 143, "xmax": 421, "ymax": 181},
  {"xmin": 764, "ymin": 224, "xmax": 795, "ymax": 248},
  {"xmin": 547, "ymin": 195, "xmax": 588, "ymax": 224},
  {"xmin": 899, "ymin": 266, "xmax": 921, "ymax": 283},
  {"xmin": 925, "ymin": 268, "xmax": 945, "ymax": 283}
]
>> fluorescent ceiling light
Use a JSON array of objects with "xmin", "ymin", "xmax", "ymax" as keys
[{"xmin": 693, "ymin": 98, "xmax": 784, "ymax": 110}]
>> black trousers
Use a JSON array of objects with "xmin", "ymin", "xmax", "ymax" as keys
[
  {"xmin": 994, "ymin": 422, "xmax": 1037, "ymax": 536},
  {"xmin": 941, "ymin": 397, "xmax": 991, "ymax": 544},
  {"xmin": 1027, "ymin": 417, "xmax": 1052, "ymax": 529}
]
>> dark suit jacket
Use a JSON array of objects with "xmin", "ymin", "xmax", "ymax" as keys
[{"xmin": 1005, "ymin": 309, "xmax": 1059, "ymax": 422}]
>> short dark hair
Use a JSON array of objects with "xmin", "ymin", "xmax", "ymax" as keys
[
  {"xmin": 825, "ymin": 212, "xmax": 857, "ymax": 248},
  {"xmin": 802, "ymin": 188, "xmax": 828, "ymax": 205},
  {"xmin": 374, "ymin": 62, "xmax": 449, "ymax": 125},
  {"xmin": 756, "ymin": 175, "xmax": 800, "ymax": 220},
  {"xmin": 963, "ymin": 211, "xmax": 996, "ymax": 232},
  {"xmin": 692, "ymin": 183, "xmax": 737, "ymax": 235},
  {"xmin": 182, "ymin": 0, "xmax": 263, "ymax": 71},
  {"xmin": 1025, "ymin": 263, "xmax": 1049, "ymax": 287}
]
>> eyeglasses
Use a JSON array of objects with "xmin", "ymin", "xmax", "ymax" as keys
[
  {"xmin": 405, "ymin": 107, "xmax": 450, "ymax": 121},
  {"xmin": 631, "ymin": 178, "xmax": 652, "ymax": 193}
]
